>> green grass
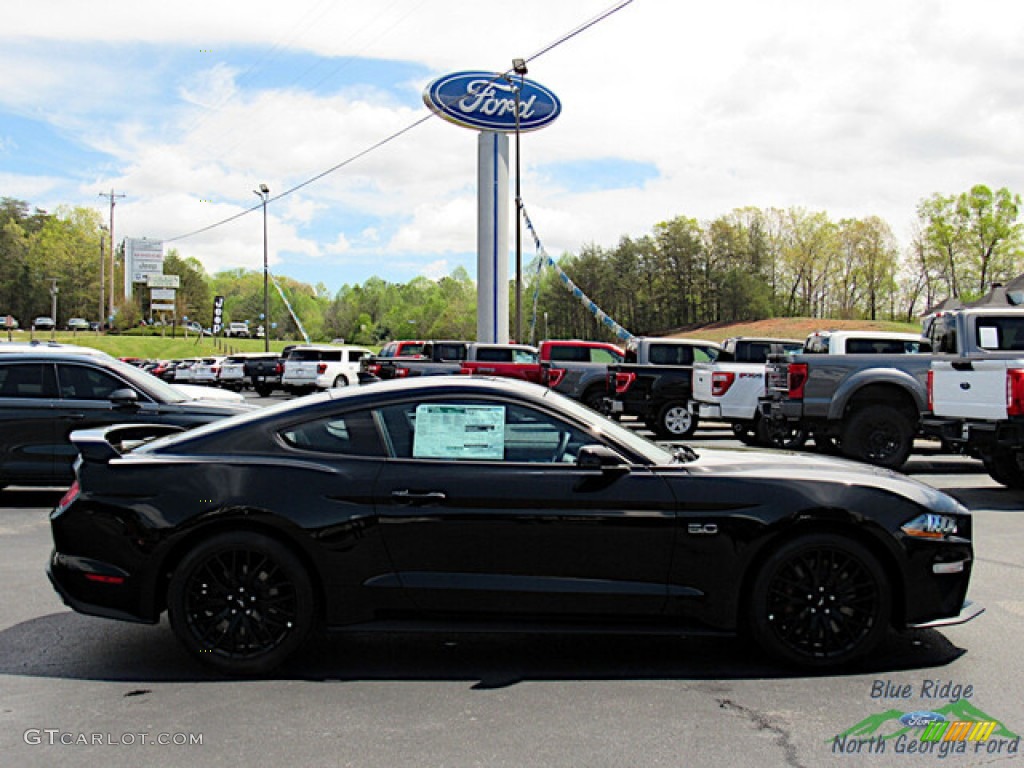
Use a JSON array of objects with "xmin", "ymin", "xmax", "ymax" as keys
[{"xmin": 3, "ymin": 330, "xmax": 296, "ymax": 359}]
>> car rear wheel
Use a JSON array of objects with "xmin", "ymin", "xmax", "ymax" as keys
[
  {"xmin": 755, "ymin": 416, "xmax": 808, "ymax": 449},
  {"xmin": 332, "ymin": 375, "xmax": 349, "ymax": 388},
  {"xmin": 748, "ymin": 533, "xmax": 890, "ymax": 667},
  {"xmin": 582, "ymin": 387, "xmax": 605, "ymax": 412},
  {"xmin": 840, "ymin": 405, "xmax": 914, "ymax": 468},
  {"xmin": 168, "ymin": 532, "xmax": 315, "ymax": 675},
  {"xmin": 984, "ymin": 450, "xmax": 1024, "ymax": 489},
  {"xmin": 654, "ymin": 401, "xmax": 697, "ymax": 439}
]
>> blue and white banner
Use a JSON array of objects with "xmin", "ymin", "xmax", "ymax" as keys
[{"xmin": 519, "ymin": 200, "xmax": 633, "ymax": 343}]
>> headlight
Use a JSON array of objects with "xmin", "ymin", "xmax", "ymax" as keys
[{"xmin": 901, "ymin": 513, "xmax": 960, "ymax": 540}]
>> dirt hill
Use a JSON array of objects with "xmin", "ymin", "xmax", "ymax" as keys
[{"xmin": 665, "ymin": 317, "xmax": 922, "ymax": 344}]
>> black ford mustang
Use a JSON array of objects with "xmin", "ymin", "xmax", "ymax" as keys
[{"xmin": 48, "ymin": 377, "xmax": 981, "ymax": 674}]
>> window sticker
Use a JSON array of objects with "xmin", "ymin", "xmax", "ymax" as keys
[
  {"xmin": 978, "ymin": 326, "xmax": 1000, "ymax": 349},
  {"xmin": 413, "ymin": 404, "xmax": 505, "ymax": 460}
]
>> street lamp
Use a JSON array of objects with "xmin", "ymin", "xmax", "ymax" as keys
[
  {"xmin": 254, "ymin": 183, "xmax": 270, "ymax": 351},
  {"xmin": 511, "ymin": 58, "xmax": 528, "ymax": 343}
]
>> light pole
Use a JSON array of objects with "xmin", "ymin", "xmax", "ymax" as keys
[
  {"xmin": 48, "ymin": 278, "xmax": 58, "ymax": 339},
  {"xmin": 511, "ymin": 58, "xmax": 528, "ymax": 343},
  {"xmin": 254, "ymin": 184, "xmax": 270, "ymax": 352},
  {"xmin": 98, "ymin": 227, "xmax": 107, "ymax": 329}
]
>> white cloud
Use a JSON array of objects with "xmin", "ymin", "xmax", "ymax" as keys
[{"xmin": 5, "ymin": 0, "xmax": 1024, "ymax": 289}]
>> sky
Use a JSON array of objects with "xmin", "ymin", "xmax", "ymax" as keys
[{"xmin": 2, "ymin": 0, "xmax": 1024, "ymax": 295}]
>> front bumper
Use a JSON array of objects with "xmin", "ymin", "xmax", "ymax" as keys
[{"xmin": 908, "ymin": 599, "xmax": 985, "ymax": 629}]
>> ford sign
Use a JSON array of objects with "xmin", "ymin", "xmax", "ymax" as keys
[
  {"xmin": 423, "ymin": 71, "xmax": 561, "ymax": 133},
  {"xmin": 899, "ymin": 711, "xmax": 947, "ymax": 728}
]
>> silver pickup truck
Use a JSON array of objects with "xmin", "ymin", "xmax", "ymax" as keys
[
  {"xmin": 761, "ymin": 331, "xmax": 932, "ymax": 468},
  {"xmin": 923, "ymin": 307, "xmax": 1024, "ymax": 487}
]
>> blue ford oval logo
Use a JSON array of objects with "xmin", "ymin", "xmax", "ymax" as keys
[
  {"xmin": 899, "ymin": 711, "xmax": 946, "ymax": 728},
  {"xmin": 423, "ymin": 70, "xmax": 561, "ymax": 133}
]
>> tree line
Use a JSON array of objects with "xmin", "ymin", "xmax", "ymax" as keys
[{"xmin": 1, "ymin": 183, "xmax": 1019, "ymax": 343}]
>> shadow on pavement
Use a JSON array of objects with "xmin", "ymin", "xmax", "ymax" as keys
[{"xmin": 0, "ymin": 610, "xmax": 966, "ymax": 687}]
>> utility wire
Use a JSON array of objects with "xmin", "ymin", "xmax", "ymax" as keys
[{"xmin": 164, "ymin": 0, "xmax": 635, "ymax": 244}]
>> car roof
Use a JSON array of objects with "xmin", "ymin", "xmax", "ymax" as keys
[{"xmin": 0, "ymin": 342, "xmax": 110, "ymax": 357}]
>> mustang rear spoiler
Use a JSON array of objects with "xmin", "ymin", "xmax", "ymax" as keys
[{"xmin": 70, "ymin": 423, "xmax": 187, "ymax": 463}]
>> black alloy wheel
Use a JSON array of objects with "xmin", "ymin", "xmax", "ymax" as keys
[
  {"xmin": 168, "ymin": 532, "xmax": 315, "ymax": 675},
  {"xmin": 755, "ymin": 416, "xmax": 808, "ymax": 450},
  {"xmin": 749, "ymin": 533, "xmax": 890, "ymax": 667},
  {"xmin": 841, "ymin": 405, "xmax": 914, "ymax": 469}
]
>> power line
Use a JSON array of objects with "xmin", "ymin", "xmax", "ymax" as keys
[{"xmin": 164, "ymin": 0, "xmax": 635, "ymax": 244}]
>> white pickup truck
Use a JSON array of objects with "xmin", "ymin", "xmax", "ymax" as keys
[
  {"xmin": 691, "ymin": 337, "xmax": 804, "ymax": 446},
  {"xmin": 924, "ymin": 307, "xmax": 1024, "ymax": 487}
]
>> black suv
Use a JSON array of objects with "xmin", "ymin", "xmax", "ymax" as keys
[{"xmin": 0, "ymin": 344, "xmax": 255, "ymax": 489}]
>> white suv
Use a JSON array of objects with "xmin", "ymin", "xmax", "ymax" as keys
[
  {"xmin": 225, "ymin": 322, "xmax": 250, "ymax": 338},
  {"xmin": 281, "ymin": 345, "xmax": 372, "ymax": 394}
]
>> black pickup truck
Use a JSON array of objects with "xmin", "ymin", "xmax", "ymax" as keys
[
  {"xmin": 603, "ymin": 337, "xmax": 722, "ymax": 438},
  {"xmin": 245, "ymin": 349, "xmax": 291, "ymax": 397},
  {"xmin": 365, "ymin": 340, "xmax": 470, "ymax": 380}
]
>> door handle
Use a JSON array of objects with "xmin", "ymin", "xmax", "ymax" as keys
[
  {"xmin": 68, "ymin": 413, "xmax": 86, "ymax": 420},
  {"xmin": 391, "ymin": 489, "xmax": 447, "ymax": 505}
]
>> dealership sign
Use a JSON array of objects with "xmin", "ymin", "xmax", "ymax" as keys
[{"xmin": 423, "ymin": 71, "xmax": 561, "ymax": 132}]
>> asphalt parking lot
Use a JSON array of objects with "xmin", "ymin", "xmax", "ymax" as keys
[{"xmin": 1, "ymin": 406, "xmax": 1021, "ymax": 768}]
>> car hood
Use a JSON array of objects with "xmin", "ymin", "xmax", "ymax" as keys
[
  {"xmin": 172, "ymin": 383, "xmax": 246, "ymax": 403},
  {"xmin": 677, "ymin": 447, "xmax": 963, "ymax": 514}
]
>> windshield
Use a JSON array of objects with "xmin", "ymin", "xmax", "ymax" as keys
[
  {"xmin": 539, "ymin": 388, "xmax": 677, "ymax": 464},
  {"xmin": 108, "ymin": 358, "xmax": 189, "ymax": 403}
]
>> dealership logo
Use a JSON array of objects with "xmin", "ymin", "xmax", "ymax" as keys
[
  {"xmin": 423, "ymin": 70, "xmax": 561, "ymax": 132},
  {"xmin": 899, "ymin": 711, "xmax": 946, "ymax": 728}
]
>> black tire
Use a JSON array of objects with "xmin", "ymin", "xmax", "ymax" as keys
[
  {"xmin": 653, "ymin": 401, "xmax": 698, "ymax": 439},
  {"xmin": 168, "ymin": 532, "xmax": 315, "ymax": 675},
  {"xmin": 840, "ymin": 405, "xmax": 914, "ymax": 469},
  {"xmin": 755, "ymin": 417, "xmax": 808, "ymax": 450},
  {"xmin": 256, "ymin": 386, "xmax": 274, "ymax": 398},
  {"xmin": 748, "ymin": 533, "xmax": 891, "ymax": 667},
  {"xmin": 813, "ymin": 433, "xmax": 842, "ymax": 454},
  {"xmin": 581, "ymin": 387, "xmax": 606, "ymax": 412},
  {"xmin": 734, "ymin": 424, "xmax": 761, "ymax": 447},
  {"xmin": 984, "ymin": 450, "xmax": 1024, "ymax": 489}
]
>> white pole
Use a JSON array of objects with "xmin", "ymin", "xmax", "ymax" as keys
[{"xmin": 476, "ymin": 131, "xmax": 509, "ymax": 343}]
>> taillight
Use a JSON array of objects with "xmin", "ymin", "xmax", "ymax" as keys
[
  {"xmin": 927, "ymin": 369, "xmax": 934, "ymax": 413},
  {"xmin": 367, "ymin": 363, "xmax": 381, "ymax": 375},
  {"xmin": 546, "ymin": 368, "xmax": 567, "ymax": 388},
  {"xmin": 275, "ymin": 363, "xmax": 283, "ymax": 374},
  {"xmin": 711, "ymin": 371, "xmax": 735, "ymax": 397},
  {"xmin": 57, "ymin": 481, "xmax": 80, "ymax": 510},
  {"xmin": 1008, "ymin": 369, "xmax": 1024, "ymax": 417},
  {"xmin": 788, "ymin": 363, "xmax": 809, "ymax": 400},
  {"xmin": 396, "ymin": 367, "xmax": 410, "ymax": 378},
  {"xmin": 614, "ymin": 372, "xmax": 636, "ymax": 394},
  {"xmin": 317, "ymin": 363, "xmax": 327, "ymax": 375}
]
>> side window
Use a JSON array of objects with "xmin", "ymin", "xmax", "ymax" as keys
[
  {"xmin": 58, "ymin": 365, "xmax": 129, "ymax": 400},
  {"xmin": 0, "ymin": 363, "xmax": 57, "ymax": 398},
  {"xmin": 375, "ymin": 401, "xmax": 591, "ymax": 464},
  {"xmin": 513, "ymin": 349, "xmax": 538, "ymax": 363},
  {"xmin": 590, "ymin": 348, "xmax": 622, "ymax": 364},
  {"xmin": 280, "ymin": 410, "xmax": 384, "ymax": 456},
  {"xmin": 693, "ymin": 346, "xmax": 718, "ymax": 363}
]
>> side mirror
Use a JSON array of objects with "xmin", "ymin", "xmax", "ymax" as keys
[
  {"xmin": 576, "ymin": 444, "xmax": 630, "ymax": 475},
  {"xmin": 109, "ymin": 388, "xmax": 139, "ymax": 408}
]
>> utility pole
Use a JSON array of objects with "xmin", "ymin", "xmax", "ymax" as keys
[
  {"xmin": 99, "ymin": 230, "xmax": 106, "ymax": 328},
  {"xmin": 99, "ymin": 189, "xmax": 125, "ymax": 324}
]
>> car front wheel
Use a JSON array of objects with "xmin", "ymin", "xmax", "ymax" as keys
[
  {"xmin": 748, "ymin": 533, "xmax": 890, "ymax": 667},
  {"xmin": 168, "ymin": 532, "xmax": 315, "ymax": 675}
]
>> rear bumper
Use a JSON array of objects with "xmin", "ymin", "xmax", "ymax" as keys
[{"xmin": 47, "ymin": 550, "xmax": 156, "ymax": 624}]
